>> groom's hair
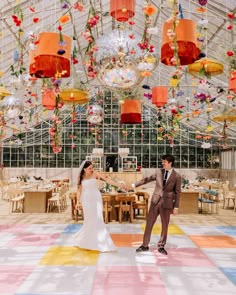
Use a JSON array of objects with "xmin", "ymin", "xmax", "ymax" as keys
[{"xmin": 162, "ymin": 155, "xmax": 175, "ymax": 167}]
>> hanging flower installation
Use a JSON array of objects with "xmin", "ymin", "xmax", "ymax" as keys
[
  {"xmin": 81, "ymin": 3, "xmax": 100, "ymax": 79},
  {"xmin": 136, "ymin": 1, "xmax": 158, "ymax": 77},
  {"xmin": 49, "ymin": 94, "xmax": 63, "ymax": 154},
  {"xmin": 226, "ymin": 11, "xmax": 236, "ymax": 93}
]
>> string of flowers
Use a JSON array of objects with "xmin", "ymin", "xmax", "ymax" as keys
[
  {"xmin": 137, "ymin": 1, "xmax": 156, "ymax": 54},
  {"xmin": 81, "ymin": 1, "xmax": 99, "ymax": 78},
  {"xmin": 166, "ymin": 0, "xmax": 184, "ymax": 88},
  {"xmin": 47, "ymin": 79, "xmax": 63, "ymax": 154},
  {"xmin": 10, "ymin": 4, "xmax": 26, "ymax": 77},
  {"xmin": 226, "ymin": 11, "xmax": 236, "ymax": 75}
]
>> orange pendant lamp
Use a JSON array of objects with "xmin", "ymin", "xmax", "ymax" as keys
[
  {"xmin": 29, "ymin": 32, "xmax": 72, "ymax": 78},
  {"xmin": 161, "ymin": 19, "xmax": 200, "ymax": 66},
  {"xmin": 42, "ymin": 89, "xmax": 56, "ymax": 110},
  {"xmin": 152, "ymin": 86, "xmax": 168, "ymax": 107},
  {"xmin": 110, "ymin": 0, "xmax": 135, "ymax": 22},
  {"xmin": 229, "ymin": 70, "xmax": 236, "ymax": 93},
  {"xmin": 120, "ymin": 99, "xmax": 141, "ymax": 124}
]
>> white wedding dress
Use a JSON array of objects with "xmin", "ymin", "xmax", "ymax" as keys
[{"xmin": 74, "ymin": 178, "xmax": 116, "ymax": 252}]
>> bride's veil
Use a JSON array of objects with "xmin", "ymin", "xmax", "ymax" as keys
[{"xmin": 78, "ymin": 160, "xmax": 86, "ymax": 177}]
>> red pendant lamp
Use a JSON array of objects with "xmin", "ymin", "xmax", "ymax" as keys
[
  {"xmin": 42, "ymin": 89, "xmax": 56, "ymax": 110},
  {"xmin": 29, "ymin": 32, "xmax": 72, "ymax": 78},
  {"xmin": 229, "ymin": 70, "xmax": 236, "ymax": 93},
  {"xmin": 161, "ymin": 19, "xmax": 200, "ymax": 66},
  {"xmin": 152, "ymin": 86, "xmax": 168, "ymax": 107},
  {"xmin": 120, "ymin": 99, "xmax": 141, "ymax": 124},
  {"xmin": 110, "ymin": 0, "xmax": 135, "ymax": 22}
]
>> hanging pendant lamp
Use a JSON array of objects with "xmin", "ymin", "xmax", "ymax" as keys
[
  {"xmin": 110, "ymin": 0, "xmax": 135, "ymax": 22},
  {"xmin": 60, "ymin": 89, "xmax": 89, "ymax": 105},
  {"xmin": 161, "ymin": 19, "xmax": 200, "ymax": 66},
  {"xmin": 188, "ymin": 58, "xmax": 224, "ymax": 77},
  {"xmin": 152, "ymin": 86, "xmax": 168, "ymax": 107},
  {"xmin": 29, "ymin": 32, "xmax": 72, "ymax": 78},
  {"xmin": 120, "ymin": 99, "xmax": 142, "ymax": 124},
  {"xmin": 42, "ymin": 89, "xmax": 56, "ymax": 110}
]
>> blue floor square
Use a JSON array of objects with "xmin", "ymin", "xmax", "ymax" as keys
[
  {"xmin": 220, "ymin": 267, "xmax": 236, "ymax": 285},
  {"xmin": 63, "ymin": 224, "xmax": 83, "ymax": 233},
  {"xmin": 217, "ymin": 226, "xmax": 236, "ymax": 237}
]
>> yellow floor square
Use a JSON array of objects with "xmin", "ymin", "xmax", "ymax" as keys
[
  {"xmin": 39, "ymin": 246, "xmax": 99, "ymax": 266},
  {"xmin": 141, "ymin": 224, "xmax": 184, "ymax": 235}
]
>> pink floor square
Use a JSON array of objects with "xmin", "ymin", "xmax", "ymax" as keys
[
  {"xmin": 0, "ymin": 224, "xmax": 29, "ymax": 233},
  {"xmin": 0, "ymin": 265, "xmax": 35, "ymax": 294},
  {"xmin": 6, "ymin": 233, "xmax": 60, "ymax": 247},
  {"xmin": 152, "ymin": 248, "xmax": 216, "ymax": 267},
  {"xmin": 91, "ymin": 266, "xmax": 167, "ymax": 295}
]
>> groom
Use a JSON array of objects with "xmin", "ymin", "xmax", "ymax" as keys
[{"xmin": 131, "ymin": 155, "xmax": 181, "ymax": 255}]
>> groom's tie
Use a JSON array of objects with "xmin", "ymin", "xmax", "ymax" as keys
[{"xmin": 163, "ymin": 170, "xmax": 169, "ymax": 186}]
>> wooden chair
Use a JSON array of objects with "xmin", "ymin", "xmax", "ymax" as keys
[
  {"xmin": 133, "ymin": 191, "xmax": 150, "ymax": 219},
  {"xmin": 222, "ymin": 183, "xmax": 236, "ymax": 209},
  {"xmin": 201, "ymin": 191, "xmax": 220, "ymax": 214},
  {"xmin": 47, "ymin": 185, "xmax": 67, "ymax": 213},
  {"xmin": 9, "ymin": 194, "xmax": 25, "ymax": 213},
  {"xmin": 69, "ymin": 192, "xmax": 83, "ymax": 221},
  {"xmin": 102, "ymin": 195, "xmax": 112, "ymax": 224},
  {"xmin": 114, "ymin": 195, "xmax": 136, "ymax": 223}
]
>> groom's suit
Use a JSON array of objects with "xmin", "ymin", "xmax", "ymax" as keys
[{"xmin": 134, "ymin": 168, "xmax": 181, "ymax": 248}]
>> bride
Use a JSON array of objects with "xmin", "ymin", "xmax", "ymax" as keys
[{"xmin": 74, "ymin": 160, "xmax": 124, "ymax": 252}]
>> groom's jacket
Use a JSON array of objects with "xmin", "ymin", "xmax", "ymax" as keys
[{"xmin": 134, "ymin": 168, "xmax": 181, "ymax": 209}]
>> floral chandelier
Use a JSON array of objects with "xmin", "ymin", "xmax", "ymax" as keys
[{"xmin": 94, "ymin": 29, "xmax": 158, "ymax": 90}]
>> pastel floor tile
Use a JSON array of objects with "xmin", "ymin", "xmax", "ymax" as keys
[
  {"xmin": 0, "ymin": 232, "xmax": 16, "ymax": 247},
  {"xmin": 92, "ymin": 266, "xmax": 167, "ymax": 295},
  {"xmin": 0, "ymin": 246, "xmax": 49, "ymax": 266},
  {"xmin": 111, "ymin": 233, "xmax": 144, "ymax": 247},
  {"xmin": 53, "ymin": 233, "xmax": 82, "ymax": 246},
  {"xmin": 0, "ymin": 265, "xmax": 35, "ymax": 294},
  {"xmin": 98, "ymin": 247, "xmax": 156, "ymax": 266},
  {"xmin": 107, "ymin": 223, "xmax": 144, "ymax": 234},
  {"xmin": 6, "ymin": 233, "xmax": 60, "ymax": 247},
  {"xmin": 152, "ymin": 248, "xmax": 216, "ymax": 267},
  {"xmin": 16, "ymin": 265, "xmax": 96, "ymax": 295},
  {"xmin": 0, "ymin": 224, "xmax": 29, "ymax": 233},
  {"xmin": 220, "ymin": 267, "xmax": 236, "ymax": 286},
  {"xmin": 203, "ymin": 248, "xmax": 236, "ymax": 267},
  {"xmin": 25, "ymin": 224, "xmax": 67, "ymax": 234},
  {"xmin": 179, "ymin": 225, "xmax": 225, "ymax": 235},
  {"xmin": 189, "ymin": 235, "xmax": 236, "ymax": 248},
  {"xmin": 39, "ymin": 246, "xmax": 99, "ymax": 266},
  {"xmin": 159, "ymin": 266, "xmax": 236, "ymax": 295},
  {"xmin": 217, "ymin": 226, "xmax": 236, "ymax": 237},
  {"xmin": 165, "ymin": 235, "xmax": 198, "ymax": 248},
  {"xmin": 63, "ymin": 223, "xmax": 83, "ymax": 233},
  {"xmin": 141, "ymin": 224, "xmax": 184, "ymax": 235}
]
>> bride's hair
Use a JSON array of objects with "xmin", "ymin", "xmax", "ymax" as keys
[{"xmin": 78, "ymin": 161, "xmax": 92, "ymax": 185}]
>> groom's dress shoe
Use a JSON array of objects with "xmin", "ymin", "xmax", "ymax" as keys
[
  {"xmin": 136, "ymin": 245, "xmax": 149, "ymax": 252},
  {"xmin": 158, "ymin": 247, "xmax": 168, "ymax": 255}
]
